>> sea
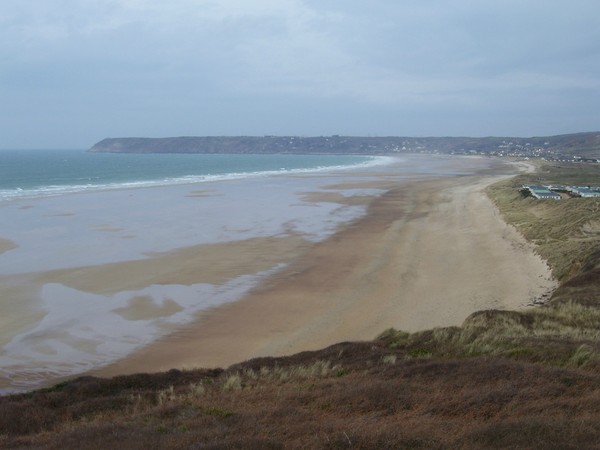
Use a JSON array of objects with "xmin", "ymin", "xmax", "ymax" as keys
[{"xmin": 0, "ymin": 149, "xmax": 385, "ymax": 202}]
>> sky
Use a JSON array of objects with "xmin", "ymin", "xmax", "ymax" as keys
[{"xmin": 1, "ymin": 0, "xmax": 599, "ymax": 149}]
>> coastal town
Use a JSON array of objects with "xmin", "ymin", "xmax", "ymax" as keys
[{"xmin": 90, "ymin": 131, "xmax": 600, "ymax": 163}]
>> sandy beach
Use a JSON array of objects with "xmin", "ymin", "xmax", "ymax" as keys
[
  {"xmin": 0, "ymin": 155, "xmax": 557, "ymax": 391},
  {"xmin": 92, "ymin": 158, "xmax": 556, "ymax": 377}
]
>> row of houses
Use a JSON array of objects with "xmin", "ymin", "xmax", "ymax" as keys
[
  {"xmin": 566, "ymin": 186, "xmax": 600, "ymax": 198},
  {"xmin": 521, "ymin": 185, "xmax": 600, "ymax": 200},
  {"xmin": 521, "ymin": 185, "xmax": 561, "ymax": 199}
]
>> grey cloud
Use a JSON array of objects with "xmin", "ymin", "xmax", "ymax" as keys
[{"xmin": 1, "ymin": 0, "xmax": 599, "ymax": 148}]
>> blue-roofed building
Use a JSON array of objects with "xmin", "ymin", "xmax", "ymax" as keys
[
  {"xmin": 522, "ymin": 185, "xmax": 561, "ymax": 200},
  {"xmin": 569, "ymin": 187, "xmax": 600, "ymax": 198}
]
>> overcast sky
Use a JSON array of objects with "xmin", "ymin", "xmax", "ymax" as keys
[{"xmin": 2, "ymin": 0, "xmax": 599, "ymax": 148}]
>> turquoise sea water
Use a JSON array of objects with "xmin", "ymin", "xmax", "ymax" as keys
[{"xmin": 0, "ymin": 150, "xmax": 381, "ymax": 201}]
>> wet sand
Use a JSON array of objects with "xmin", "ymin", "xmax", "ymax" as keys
[
  {"xmin": 0, "ymin": 239, "xmax": 17, "ymax": 255},
  {"xmin": 92, "ymin": 160, "xmax": 556, "ymax": 377}
]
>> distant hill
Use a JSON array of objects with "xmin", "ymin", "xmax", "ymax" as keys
[{"xmin": 89, "ymin": 132, "xmax": 600, "ymax": 160}]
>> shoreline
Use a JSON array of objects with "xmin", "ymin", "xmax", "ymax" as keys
[
  {"xmin": 91, "ymin": 159, "xmax": 556, "ymax": 377},
  {"xmin": 0, "ymin": 155, "xmax": 557, "ymax": 392},
  {"xmin": 0, "ymin": 157, "xmax": 404, "ymax": 393}
]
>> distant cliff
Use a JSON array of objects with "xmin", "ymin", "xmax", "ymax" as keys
[
  {"xmin": 89, "ymin": 132, "xmax": 600, "ymax": 159},
  {"xmin": 89, "ymin": 136, "xmax": 425, "ymax": 154}
]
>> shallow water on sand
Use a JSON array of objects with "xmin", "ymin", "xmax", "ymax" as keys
[{"xmin": 0, "ymin": 154, "xmax": 490, "ymax": 393}]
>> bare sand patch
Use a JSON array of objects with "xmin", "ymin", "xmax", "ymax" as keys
[
  {"xmin": 0, "ymin": 277, "xmax": 46, "ymax": 350},
  {"xmin": 112, "ymin": 296, "xmax": 184, "ymax": 321},
  {"xmin": 299, "ymin": 191, "xmax": 374, "ymax": 206},
  {"xmin": 92, "ymin": 224, "xmax": 124, "ymax": 233},
  {"xmin": 0, "ymin": 239, "xmax": 17, "ymax": 255},
  {"xmin": 93, "ymin": 164, "xmax": 556, "ymax": 377},
  {"xmin": 186, "ymin": 189, "xmax": 219, "ymax": 198},
  {"xmin": 582, "ymin": 220, "xmax": 600, "ymax": 235},
  {"xmin": 30, "ymin": 235, "xmax": 309, "ymax": 295},
  {"xmin": 44, "ymin": 212, "xmax": 75, "ymax": 217},
  {"xmin": 320, "ymin": 180, "xmax": 404, "ymax": 191}
]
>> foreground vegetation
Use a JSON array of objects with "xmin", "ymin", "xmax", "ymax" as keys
[
  {"xmin": 3, "ymin": 345, "xmax": 600, "ymax": 449},
  {"xmin": 2, "ymin": 161, "xmax": 600, "ymax": 449}
]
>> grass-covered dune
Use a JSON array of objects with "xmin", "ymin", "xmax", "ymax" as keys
[
  {"xmin": 3, "ymin": 344, "xmax": 600, "ymax": 449},
  {"xmin": 2, "ymin": 161, "xmax": 600, "ymax": 449},
  {"xmin": 487, "ymin": 162, "xmax": 600, "ymax": 283}
]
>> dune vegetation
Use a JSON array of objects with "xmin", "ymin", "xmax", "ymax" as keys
[
  {"xmin": 2, "ymin": 161, "xmax": 600, "ymax": 449},
  {"xmin": 486, "ymin": 162, "xmax": 600, "ymax": 281}
]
